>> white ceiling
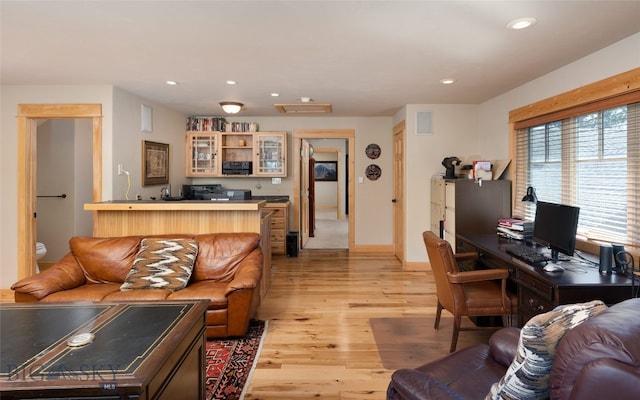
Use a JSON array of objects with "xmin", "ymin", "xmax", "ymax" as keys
[{"xmin": 2, "ymin": 0, "xmax": 639, "ymax": 117}]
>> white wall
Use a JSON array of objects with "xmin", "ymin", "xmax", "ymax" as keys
[
  {"xmin": 111, "ymin": 87, "xmax": 188, "ymax": 201},
  {"xmin": 403, "ymin": 104, "xmax": 480, "ymax": 261}
]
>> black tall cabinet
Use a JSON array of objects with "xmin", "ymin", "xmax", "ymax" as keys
[{"xmin": 431, "ymin": 178, "xmax": 512, "ymax": 251}]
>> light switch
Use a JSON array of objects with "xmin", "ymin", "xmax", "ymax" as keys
[
  {"xmin": 358, "ymin": 176, "xmax": 364, "ymax": 184},
  {"xmin": 272, "ymin": 177, "xmax": 282, "ymax": 184}
]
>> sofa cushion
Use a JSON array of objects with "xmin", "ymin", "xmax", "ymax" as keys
[
  {"xmin": 486, "ymin": 300, "xmax": 607, "ymax": 400},
  {"xmin": 120, "ymin": 238, "xmax": 198, "ymax": 291},
  {"xmin": 71, "ymin": 236, "xmax": 142, "ymax": 283},
  {"xmin": 192, "ymin": 232, "xmax": 261, "ymax": 282}
]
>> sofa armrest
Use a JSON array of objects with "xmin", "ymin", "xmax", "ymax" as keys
[
  {"xmin": 388, "ymin": 369, "xmax": 466, "ymax": 400},
  {"xmin": 560, "ymin": 358, "xmax": 640, "ymax": 400},
  {"xmin": 10, "ymin": 253, "xmax": 86, "ymax": 300},
  {"xmin": 488, "ymin": 327, "xmax": 520, "ymax": 367},
  {"xmin": 224, "ymin": 247, "xmax": 263, "ymax": 296}
]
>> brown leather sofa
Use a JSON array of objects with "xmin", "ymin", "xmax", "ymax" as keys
[
  {"xmin": 387, "ymin": 298, "xmax": 640, "ymax": 400},
  {"xmin": 11, "ymin": 232, "xmax": 263, "ymax": 339}
]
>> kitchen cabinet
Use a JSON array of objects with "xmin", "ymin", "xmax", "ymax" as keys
[
  {"xmin": 185, "ymin": 132, "xmax": 220, "ymax": 177},
  {"xmin": 253, "ymin": 132, "xmax": 287, "ymax": 177},
  {"xmin": 185, "ymin": 131, "xmax": 287, "ymax": 177},
  {"xmin": 262, "ymin": 202, "xmax": 289, "ymax": 255}
]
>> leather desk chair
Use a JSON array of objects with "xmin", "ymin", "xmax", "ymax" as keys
[{"xmin": 423, "ymin": 231, "xmax": 518, "ymax": 352}]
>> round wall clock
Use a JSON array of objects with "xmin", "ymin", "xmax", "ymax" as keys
[
  {"xmin": 365, "ymin": 143, "xmax": 381, "ymax": 159},
  {"xmin": 365, "ymin": 164, "xmax": 382, "ymax": 181}
]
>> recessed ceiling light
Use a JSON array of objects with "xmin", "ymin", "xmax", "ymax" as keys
[
  {"xmin": 506, "ymin": 17, "xmax": 538, "ymax": 30},
  {"xmin": 226, "ymin": 80, "xmax": 237, "ymax": 85},
  {"xmin": 271, "ymin": 93, "xmax": 280, "ymax": 97},
  {"xmin": 440, "ymin": 78, "xmax": 456, "ymax": 85},
  {"xmin": 166, "ymin": 80, "xmax": 178, "ymax": 85}
]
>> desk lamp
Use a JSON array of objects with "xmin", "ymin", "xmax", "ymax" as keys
[{"xmin": 522, "ymin": 186, "xmax": 538, "ymax": 203}]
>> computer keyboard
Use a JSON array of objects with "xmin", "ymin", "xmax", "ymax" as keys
[{"xmin": 506, "ymin": 244, "xmax": 551, "ymax": 266}]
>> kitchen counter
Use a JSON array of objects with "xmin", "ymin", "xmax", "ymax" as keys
[
  {"xmin": 85, "ymin": 199, "xmax": 266, "ymax": 211},
  {"xmin": 84, "ymin": 200, "xmax": 267, "ymax": 237},
  {"xmin": 250, "ymin": 195, "xmax": 290, "ymax": 203}
]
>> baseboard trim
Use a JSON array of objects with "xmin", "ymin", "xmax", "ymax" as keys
[
  {"xmin": 349, "ymin": 244, "xmax": 394, "ymax": 253},
  {"xmin": 404, "ymin": 261, "xmax": 431, "ymax": 271}
]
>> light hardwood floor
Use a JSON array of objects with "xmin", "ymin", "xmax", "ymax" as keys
[{"xmin": 248, "ymin": 250, "xmax": 440, "ymax": 399}]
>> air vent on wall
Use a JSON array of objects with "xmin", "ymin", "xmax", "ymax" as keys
[{"xmin": 274, "ymin": 103, "xmax": 332, "ymax": 114}]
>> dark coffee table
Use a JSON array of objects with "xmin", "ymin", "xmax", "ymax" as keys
[{"xmin": 0, "ymin": 301, "xmax": 208, "ymax": 400}]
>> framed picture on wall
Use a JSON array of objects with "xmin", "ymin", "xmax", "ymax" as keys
[
  {"xmin": 314, "ymin": 161, "xmax": 338, "ymax": 181},
  {"xmin": 142, "ymin": 140, "xmax": 169, "ymax": 186}
]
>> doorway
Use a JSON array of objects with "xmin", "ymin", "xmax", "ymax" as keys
[
  {"xmin": 305, "ymin": 145, "xmax": 348, "ymax": 249},
  {"xmin": 35, "ymin": 119, "xmax": 94, "ymax": 268},
  {"xmin": 16, "ymin": 104, "xmax": 102, "ymax": 280},
  {"xmin": 293, "ymin": 130, "xmax": 355, "ymax": 251}
]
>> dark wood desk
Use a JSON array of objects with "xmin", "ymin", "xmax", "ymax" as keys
[
  {"xmin": 0, "ymin": 301, "xmax": 208, "ymax": 400},
  {"xmin": 457, "ymin": 234, "xmax": 633, "ymax": 326}
]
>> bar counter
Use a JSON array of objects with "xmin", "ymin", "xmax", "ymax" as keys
[{"xmin": 84, "ymin": 200, "xmax": 266, "ymax": 237}]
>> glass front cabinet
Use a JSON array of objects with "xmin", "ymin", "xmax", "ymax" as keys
[
  {"xmin": 186, "ymin": 132, "xmax": 219, "ymax": 177},
  {"xmin": 253, "ymin": 132, "xmax": 287, "ymax": 177},
  {"xmin": 186, "ymin": 131, "xmax": 287, "ymax": 177}
]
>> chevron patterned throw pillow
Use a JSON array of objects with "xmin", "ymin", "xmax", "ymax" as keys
[{"xmin": 120, "ymin": 238, "xmax": 198, "ymax": 291}]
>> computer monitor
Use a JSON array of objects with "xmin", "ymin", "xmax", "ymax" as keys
[{"xmin": 532, "ymin": 201, "xmax": 580, "ymax": 262}]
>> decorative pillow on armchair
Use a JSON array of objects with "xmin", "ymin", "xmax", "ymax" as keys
[
  {"xmin": 486, "ymin": 300, "xmax": 607, "ymax": 400},
  {"xmin": 120, "ymin": 238, "xmax": 198, "ymax": 291}
]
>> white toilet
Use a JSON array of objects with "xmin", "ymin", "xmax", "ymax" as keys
[{"xmin": 36, "ymin": 242, "xmax": 47, "ymax": 273}]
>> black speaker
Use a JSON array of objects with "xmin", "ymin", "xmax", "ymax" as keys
[
  {"xmin": 612, "ymin": 244, "xmax": 626, "ymax": 274},
  {"xmin": 599, "ymin": 245, "xmax": 612, "ymax": 274},
  {"xmin": 286, "ymin": 232, "xmax": 299, "ymax": 257}
]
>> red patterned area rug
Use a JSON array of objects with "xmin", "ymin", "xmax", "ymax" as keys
[{"xmin": 206, "ymin": 320, "xmax": 267, "ymax": 400}]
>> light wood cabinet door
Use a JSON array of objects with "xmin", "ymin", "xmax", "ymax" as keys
[
  {"xmin": 253, "ymin": 132, "xmax": 287, "ymax": 177},
  {"xmin": 185, "ymin": 132, "xmax": 220, "ymax": 177},
  {"xmin": 263, "ymin": 202, "xmax": 289, "ymax": 255}
]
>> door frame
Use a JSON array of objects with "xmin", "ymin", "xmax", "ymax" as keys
[
  {"xmin": 16, "ymin": 104, "xmax": 102, "ymax": 280},
  {"xmin": 293, "ymin": 129, "xmax": 355, "ymax": 250},
  {"xmin": 392, "ymin": 121, "xmax": 406, "ymax": 265}
]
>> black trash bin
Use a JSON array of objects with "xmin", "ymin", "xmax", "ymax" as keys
[{"xmin": 286, "ymin": 231, "xmax": 299, "ymax": 257}]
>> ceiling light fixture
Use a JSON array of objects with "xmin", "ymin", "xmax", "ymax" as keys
[
  {"xmin": 226, "ymin": 80, "xmax": 237, "ymax": 85},
  {"xmin": 440, "ymin": 78, "xmax": 456, "ymax": 85},
  {"xmin": 166, "ymin": 80, "xmax": 178, "ymax": 85},
  {"xmin": 220, "ymin": 102, "xmax": 243, "ymax": 114},
  {"xmin": 271, "ymin": 93, "xmax": 280, "ymax": 97},
  {"xmin": 506, "ymin": 17, "xmax": 537, "ymax": 30}
]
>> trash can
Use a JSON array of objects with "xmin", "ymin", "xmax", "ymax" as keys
[{"xmin": 286, "ymin": 232, "xmax": 299, "ymax": 257}]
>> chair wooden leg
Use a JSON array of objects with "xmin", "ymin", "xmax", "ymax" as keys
[
  {"xmin": 450, "ymin": 316, "xmax": 461, "ymax": 353},
  {"xmin": 434, "ymin": 301, "xmax": 443, "ymax": 330}
]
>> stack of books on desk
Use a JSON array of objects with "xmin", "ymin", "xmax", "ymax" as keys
[{"xmin": 497, "ymin": 218, "xmax": 533, "ymax": 240}]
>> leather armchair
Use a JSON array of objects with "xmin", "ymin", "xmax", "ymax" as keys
[{"xmin": 423, "ymin": 231, "xmax": 517, "ymax": 352}]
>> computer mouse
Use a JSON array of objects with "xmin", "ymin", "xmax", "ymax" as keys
[{"xmin": 543, "ymin": 263, "xmax": 565, "ymax": 272}]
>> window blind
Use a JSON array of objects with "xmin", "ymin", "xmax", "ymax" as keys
[{"xmin": 514, "ymin": 96, "xmax": 640, "ymax": 248}]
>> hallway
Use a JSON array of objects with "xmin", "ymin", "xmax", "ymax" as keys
[{"xmin": 303, "ymin": 208, "xmax": 348, "ymax": 249}]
